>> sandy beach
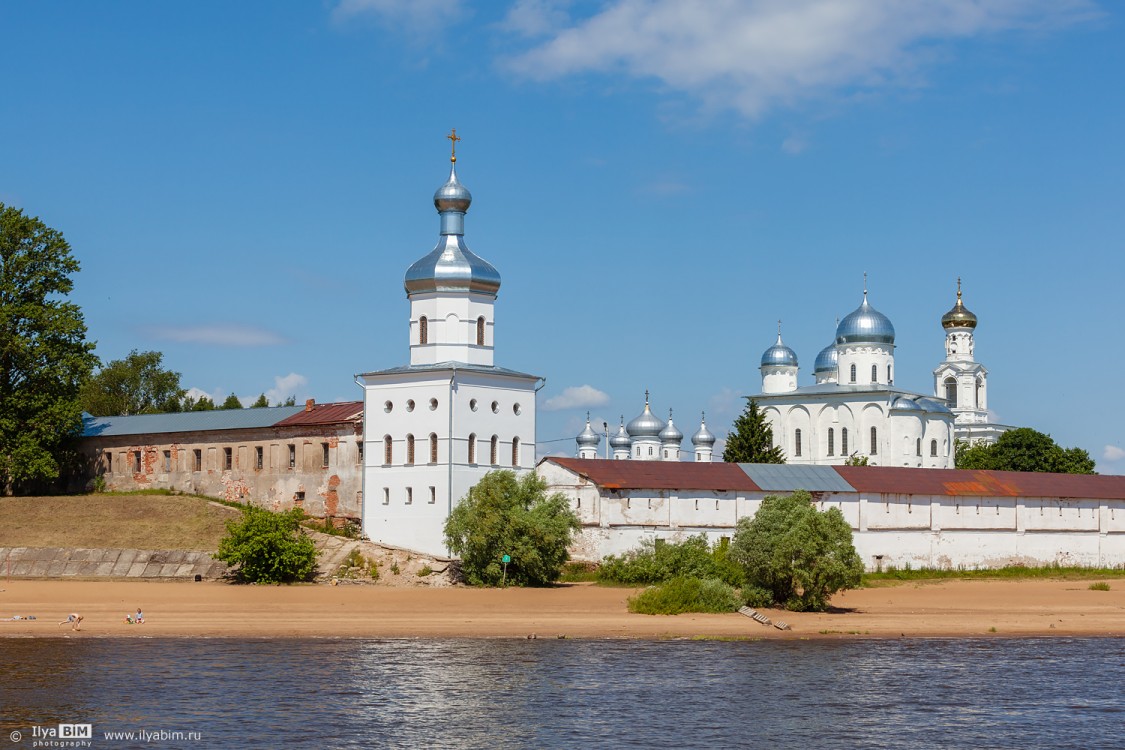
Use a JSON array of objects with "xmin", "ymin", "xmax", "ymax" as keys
[{"xmin": 1, "ymin": 578, "xmax": 1123, "ymax": 639}]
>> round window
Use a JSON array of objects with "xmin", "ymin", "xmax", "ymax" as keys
[
  {"xmin": 383, "ymin": 401, "xmax": 393, "ymax": 413},
  {"xmin": 406, "ymin": 399, "xmax": 415, "ymax": 412},
  {"xmin": 429, "ymin": 398, "xmax": 438, "ymax": 411},
  {"xmin": 513, "ymin": 403, "xmax": 522, "ymax": 416},
  {"xmin": 491, "ymin": 401, "xmax": 499, "ymax": 414},
  {"xmin": 470, "ymin": 399, "xmax": 478, "ymax": 412}
]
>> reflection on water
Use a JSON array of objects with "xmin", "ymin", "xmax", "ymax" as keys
[{"xmin": 1, "ymin": 638, "xmax": 1121, "ymax": 749}]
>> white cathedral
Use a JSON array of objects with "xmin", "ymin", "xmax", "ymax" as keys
[
  {"xmin": 358, "ymin": 138, "xmax": 541, "ymax": 553},
  {"xmin": 575, "ymin": 282, "xmax": 1009, "ymax": 468}
]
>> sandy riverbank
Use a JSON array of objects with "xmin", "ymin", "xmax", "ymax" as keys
[{"xmin": 1, "ymin": 578, "xmax": 1122, "ymax": 639}]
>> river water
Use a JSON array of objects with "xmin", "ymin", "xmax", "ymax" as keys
[{"xmin": 1, "ymin": 637, "xmax": 1121, "ymax": 749}]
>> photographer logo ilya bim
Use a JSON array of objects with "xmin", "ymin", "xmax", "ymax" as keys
[{"xmin": 11, "ymin": 724, "xmax": 92, "ymax": 747}]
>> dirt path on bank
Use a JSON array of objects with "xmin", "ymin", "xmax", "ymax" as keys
[{"xmin": 1, "ymin": 578, "xmax": 1122, "ymax": 639}]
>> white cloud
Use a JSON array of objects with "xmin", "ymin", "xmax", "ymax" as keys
[
  {"xmin": 781, "ymin": 134, "xmax": 808, "ymax": 155},
  {"xmin": 543, "ymin": 384, "xmax": 611, "ymax": 411},
  {"xmin": 332, "ymin": 0, "xmax": 466, "ymax": 32},
  {"xmin": 503, "ymin": 0, "xmax": 1098, "ymax": 118},
  {"xmin": 147, "ymin": 324, "xmax": 286, "ymax": 347},
  {"xmin": 266, "ymin": 373, "xmax": 309, "ymax": 407},
  {"xmin": 1103, "ymin": 445, "xmax": 1125, "ymax": 462},
  {"xmin": 708, "ymin": 387, "xmax": 743, "ymax": 419},
  {"xmin": 500, "ymin": 0, "xmax": 570, "ymax": 36}
]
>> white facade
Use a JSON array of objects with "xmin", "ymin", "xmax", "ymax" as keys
[
  {"xmin": 755, "ymin": 290, "xmax": 956, "ymax": 468},
  {"xmin": 539, "ymin": 459, "xmax": 1125, "ymax": 570},
  {"xmin": 359, "ymin": 150, "xmax": 540, "ymax": 556}
]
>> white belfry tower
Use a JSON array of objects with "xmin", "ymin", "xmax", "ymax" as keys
[
  {"xmin": 359, "ymin": 133, "xmax": 541, "ymax": 555},
  {"xmin": 933, "ymin": 280, "xmax": 1009, "ymax": 445}
]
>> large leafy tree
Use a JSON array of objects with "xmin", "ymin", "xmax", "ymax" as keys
[
  {"xmin": 80, "ymin": 349, "xmax": 186, "ymax": 416},
  {"xmin": 0, "ymin": 204, "xmax": 97, "ymax": 494},
  {"xmin": 219, "ymin": 393, "xmax": 243, "ymax": 410},
  {"xmin": 444, "ymin": 470, "xmax": 580, "ymax": 586},
  {"xmin": 215, "ymin": 506, "xmax": 319, "ymax": 584},
  {"xmin": 955, "ymin": 428, "xmax": 1095, "ymax": 474},
  {"xmin": 730, "ymin": 490, "xmax": 863, "ymax": 612},
  {"xmin": 723, "ymin": 398, "xmax": 785, "ymax": 463}
]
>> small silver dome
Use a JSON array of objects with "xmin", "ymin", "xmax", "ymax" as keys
[
  {"xmin": 659, "ymin": 410, "xmax": 683, "ymax": 445},
  {"xmin": 576, "ymin": 415, "xmax": 600, "ymax": 448},
  {"xmin": 891, "ymin": 396, "xmax": 923, "ymax": 411},
  {"xmin": 813, "ymin": 342, "xmax": 838, "ymax": 374},
  {"xmin": 916, "ymin": 397, "xmax": 953, "ymax": 415},
  {"xmin": 433, "ymin": 163, "xmax": 472, "ymax": 213},
  {"xmin": 626, "ymin": 397, "xmax": 665, "ymax": 438},
  {"xmin": 836, "ymin": 291, "xmax": 895, "ymax": 345},
  {"xmin": 760, "ymin": 333, "xmax": 799, "ymax": 368},
  {"xmin": 610, "ymin": 419, "xmax": 633, "ymax": 449},
  {"xmin": 691, "ymin": 414, "xmax": 716, "ymax": 447}
]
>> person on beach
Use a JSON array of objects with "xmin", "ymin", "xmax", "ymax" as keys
[
  {"xmin": 59, "ymin": 613, "xmax": 83, "ymax": 631},
  {"xmin": 135, "ymin": 608, "xmax": 144, "ymax": 624}
]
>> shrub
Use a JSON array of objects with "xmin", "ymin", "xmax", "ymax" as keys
[
  {"xmin": 215, "ymin": 506, "xmax": 318, "ymax": 584},
  {"xmin": 730, "ymin": 490, "xmax": 863, "ymax": 612},
  {"xmin": 628, "ymin": 577, "xmax": 741, "ymax": 615},
  {"xmin": 418, "ymin": 565, "xmax": 434, "ymax": 577},
  {"xmin": 597, "ymin": 535, "xmax": 744, "ymax": 586},
  {"xmin": 1089, "ymin": 581, "xmax": 1111, "ymax": 591},
  {"xmin": 444, "ymin": 470, "xmax": 580, "ymax": 587}
]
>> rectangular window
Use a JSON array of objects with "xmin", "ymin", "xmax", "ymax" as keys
[
  {"xmin": 105, "ymin": 451, "xmax": 113, "ymax": 474},
  {"xmin": 163, "ymin": 450, "xmax": 171, "ymax": 472},
  {"xmin": 133, "ymin": 451, "xmax": 142, "ymax": 473},
  {"xmin": 255, "ymin": 446, "xmax": 264, "ymax": 470},
  {"xmin": 382, "ymin": 488, "xmax": 390, "ymax": 505},
  {"xmin": 841, "ymin": 428, "xmax": 848, "ymax": 455},
  {"xmin": 406, "ymin": 487, "xmax": 413, "ymax": 505},
  {"xmin": 870, "ymin": 427, "xmax": 878, "ymax": 456},
  {"xmin": 357, "ymin": 442, "xmax": 363, "ymax": 465},
  {"xmin": 322, "ymin": 443, "xmax": 330, "ymax": 468},
  {"xmin": 429, "ymin": 487, "xmax": 436, "ymax": 504},
  {"xmin": 223, "ymin": 447, "xmax": 232, "ymax": 470},
  {"xmin": 828, "ymin": 428, "xmax": 835, "ymax": 456},
  {"xmin": 193, "ymin": 449, "xmax": 202, "ymax": 472},
  {"xmin": 288, "ymin": 444, "xmax": 296, "ymax": 469}
]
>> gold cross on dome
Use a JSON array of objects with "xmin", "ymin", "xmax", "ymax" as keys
[{"xmin": 447, "ymin": 128, "xmax": 462, "ymax": 162}]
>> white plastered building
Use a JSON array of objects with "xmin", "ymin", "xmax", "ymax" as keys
[{"xmin": 358, "ymin": 151, "xmax": 541, "ymax": 555}]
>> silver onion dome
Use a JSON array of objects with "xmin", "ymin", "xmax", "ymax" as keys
[
  {"xmin": 941, "ymin": 279, "xmax": 978, "ymax": 330},
  {"xmin": 626, "ymin": 395, "xmax": 665, "ymax": 438},
  {"xmin": 576, "ymin": 415, "xmax": 601, "ymax": 448},
  {"xmin": 659, "ymin": 410, "xmax": 683, "ymax": 444},
  {"xmin": 813, "ymin": 342, "xmax": 838, "ymax": 375},
  {"xmin": 760, "ymin": 332, "xmax": 798, "ymax": 368},
  {"xmin": 691, "ymin": 414, "xmax": 716, "ymax": 447},
  {"xmin": 836, "ymin": 291, "xmax": 895, "ymax": 345},
  {"xmin": 404, "ymin": 158, "xmax": 502, "ymax": 297},
  {"xmin": 891, "ymin": 396, "xmax": 924, "ymax": 411},
  {"xmin": 610, "ymin": 419, "xmax": 633, "ymax": 449}
]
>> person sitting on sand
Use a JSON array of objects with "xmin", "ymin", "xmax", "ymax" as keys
[
  {"xmin": 135, "ymin": 608, "xmax": 144, "ymax": 624},
  {"xmin": 59, "ymin": 613, "xmax": 83, "ymax": 631}
]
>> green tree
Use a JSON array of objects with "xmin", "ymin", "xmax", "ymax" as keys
[
  {"xmin": 0, "ymin": 204, "xmax": 97, "ymax": 494},
  {"xmin": 844, "ymin": 453, "xmax": 869, "ymax": 466},
  {"xmin": 215, "ymin": 506, "xmax": 319, "ymax": 583},
  {"xmin": 250, "ymin": 394, "xmax": 270, "ymax": 408},
  {"xmin": 219, "ymin": 393, "xmax": 243, "ymax": 410},
  {"xmin": 185, "ymin": 395, "xmax": 215, "ymax": 411},
  {"xmin": 80, "ymin": 349, "xmax": 185, "ymax": 416},
  {"xmin": 281, "ymin": 395, "xmax": 297, "ymax": 407},
  {"xmin": 444, "ymin": 470, "xmax": 580, "ymax": 586},
  {"xmin": 955, "ymin": 428, "xmax": 1095, "ymax": 474},
  {"xmin": 730, "ymin": 490, "xmax": 864, "ymax": 612},
  {"xmin": 723, "ymin": 398, "xmax": 785, "ymax": 463}
]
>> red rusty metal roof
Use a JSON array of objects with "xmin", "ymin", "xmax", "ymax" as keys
[
  {"xmin": 545, "ymin": 457, "xmax": 762, "ymax": 492},
  {"xmin": 835, "ymin": 465, "xmax": 1125, "ymax": 500},
  {"xmin": 274, "ymin": 401, "xmax": 363, "ymax": 427}
]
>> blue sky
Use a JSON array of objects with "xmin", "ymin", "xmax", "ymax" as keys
[{"xmin": 3, "ymin": 1, "xmax": 1123, "ymax": 471}]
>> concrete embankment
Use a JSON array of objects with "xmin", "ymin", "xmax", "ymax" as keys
[{"xmin": 0, "ymin": 547, "xmax": 228, "ymax": 580}]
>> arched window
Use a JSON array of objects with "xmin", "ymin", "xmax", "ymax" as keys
[
  {"xmin": 975, "ymin": 377, "xmax": 983, "ymax": 408},
  {"xmin": 849, "ymin": 364, "xmax": 857, "ymax": 383},
  {"xmin": 429, "ymin": 433, "xmax": 438, "ymax": 463},
  {"xmin": 827, "ymin": 428, "xmax": 835, "ymax": 456},
  {"xmin": 944, "ymin": 376, "xmax": 957, "ymax": 407},
  {"xmin": 512, "ymin": 437, "xmax": 520, "ymax": 467},
  {"xmin": 930, "ymin": 439, "xmax": 938, "ymax": 457},
  {"xmin": 419, "ymin": 316, "xmax": 428, "ymax": 345},
  {"xmin": 871, "ymin": 364, "xmax": 878, "ymax": 383},
  {"xmin": 406, "ymin": 434, "xmax": 415, "ymax": 465},
  {"xmin": 468, "ymin": 433, "xmax": 476, "ymax": 464},
  {"xmin": 383, "ymin": 435, "xmax": 392, "ymax": 465},
  {"xmin": 916, "ymin": 438, "xmax": 921, "ymax": 456},
  {"xmin": 887, "ymin": 365, "xmax": 893, "ymax": 384},
  {"xmin": 841, "ymin": 428, "xmax": 848, "ymax": 456},
  {"xmin": 794, "ymin": 429, "xmax": 802, "ymax": 457},
  {"xmin": 476, "ymin": 316, "xmax": 485, "ymax": 346},
  {"xmin": 870, "ymin": 427, "xmax": 878, "ymax": 455},
  {"xmin": 490, "ymin": 435, "xmax": 499, "ymax": 465}
]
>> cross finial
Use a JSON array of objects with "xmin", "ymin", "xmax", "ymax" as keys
[
  {"xmin": 863, "ymin": 271, "xmax": 868, "ymax": 296},
  {"xmin": 777, "ymin": 319, "xmax": 782, "ymax": 336},
  {"xmin": 956, "ymin": 276, "xmax": 962, "ymax": 300},
  {"xmin": 447, "ymin": 128, "xmax": 461, "ymax": 163},
  {"xmin": 700, "ymin": 411, "xmax": 706, "ymax": 424},
  {"xmin": 644, "ymin": 389, "xmax": 650, "ymax": 406},
  {"xmin": 668, "ymin": 408, "xmax": 673, "ymax": 421}
]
